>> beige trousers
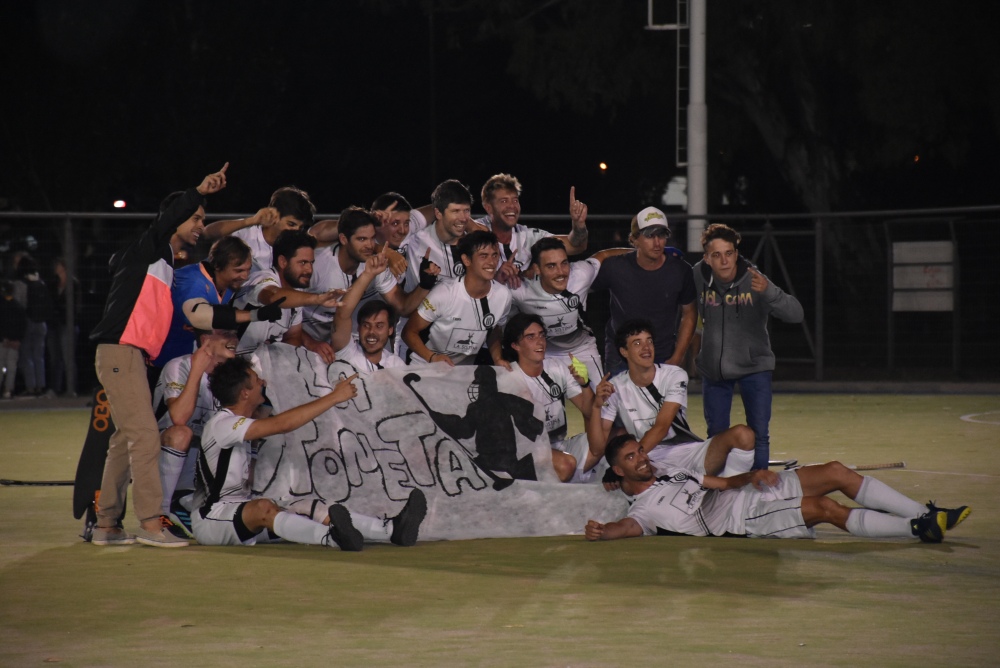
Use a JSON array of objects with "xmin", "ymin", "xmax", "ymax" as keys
[{"xmin": 94, "ymin": 344, "xmax": 163, "ymax": 526}]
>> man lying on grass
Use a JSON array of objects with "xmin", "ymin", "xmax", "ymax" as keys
[{"xmin": 585, "ymin": 431, "xmax": 969, "ymax": 543}]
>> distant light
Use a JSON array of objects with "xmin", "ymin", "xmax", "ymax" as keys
[
  {"xmin": 113, "ymin": 200, "xmax": 126, "ymax": 208},
  {"xmin": 913, "ymin": 155, "xmax": 920, "ymax": 163},
  {"xmin": 599, "ymin": 162, "xmax": 608, "ymax": 171}
]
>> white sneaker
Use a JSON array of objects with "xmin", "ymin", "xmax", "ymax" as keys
[{"xmin": 135, "ymin": 527, "xmax": 189, "ymax": 548}]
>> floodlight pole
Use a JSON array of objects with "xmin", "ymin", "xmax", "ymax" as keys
[{"xmin": 686, "ymin": 0, "xmax": 707, "ymax": 253}]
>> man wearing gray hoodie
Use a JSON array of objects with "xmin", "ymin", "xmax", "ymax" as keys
[{"xmin": 693, "ymin": 224, "xmax": 803, "ymax": 470}]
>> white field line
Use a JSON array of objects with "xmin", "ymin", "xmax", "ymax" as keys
[{"xmin": 959, "ymin": 411, "xmax": 1000, "ymax": 424}]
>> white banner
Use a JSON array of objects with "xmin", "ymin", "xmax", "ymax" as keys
[{"xmin": 251, "ymin": 344, "xmax": 626, "ymax": 540}]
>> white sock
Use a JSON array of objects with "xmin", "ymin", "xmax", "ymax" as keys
[
  {"xmin": 846, "ymin": 508, "xmax": 914, "ymax": 538},
  {"xmin": 286, "ymin": 498, "xmax": 327, "ymax": 523},
  {"xmin": 272, "ymin": 511, "xmax": 327, "ymax": 545},
  {"xmin": 352, "ymin": 513, "xmax": 392, "ymax": 542},
  {"xmin": 854, "ymin": 476, "xmax": 925, "ymax": 518},
  {"xmin": 159, "ymin": 446, "xmax": 186, "ymax": 515},
  {"xmin": 177, "ymin": 446, "xmax": 199, "ymax": 492},
  {"xmin": 720, "ymin": 447, "xmax": 754, "ymax": 478}
]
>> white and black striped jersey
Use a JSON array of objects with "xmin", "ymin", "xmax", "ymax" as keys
[
  {"xmin": 303, "ymin": 244, "xmax": 397, "ymax": 341},
  {"xmin": 410, "ymin": 276, "xmax": 512, "ymax": 366},
  {"xmin": 335, "ymin": 339, "xmax": 406, "ymax": 374},
  {"xmin": 404, "ymin": 224, "xmax": 467, "ymax": 292},
  {"xmin": 600, "ymin": 364, "xmax": 698, "ymax": 444},
  {"xmin": 625, "ymin": 471, "xmax": 743, "ymax": 537},
  {"xmin": 477, "ymin": 217, "xmax": 553, "ymax": 271},
  {"xmin": 198, "ymin": 408, "xmax": 255, "ymax": 513},
  {"xmin": 231, "ymin": 269, "xmax": 302, "ymax": 356},
  {"xmin": 509, "ymin": 257, "xmax": 600, "ymax": 355},
  {"xmin": 231, "ymin": 225, "xmax": 273, "ymax": 274},
  {"xmin": 153, "ymin": 354, "xmax": 217, "ymax": 436},
  {"xmin": 511, "ymin": 359, "xmax": 583, "ymax": 446}
]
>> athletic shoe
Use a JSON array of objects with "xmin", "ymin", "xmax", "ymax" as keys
[
  {"xmin": 390, "ymin": 489, "xmax": 427, "ymax": 547},
  {"xmin": 160, "ymin": 514, "xmax": 193, "ymax": 540},
  {"xmin": 135, "ymin": 526, "xmax": 189, "ymax": 548},
  {"xmin": 911, "ymin": 511, "xmax": 947, "ymax": 544},
  {"xmin": 91, "ymin": 526, "xmax": 136, "ymax": 546},
  {"xmin": 168, "ymin": 507, "xmax": 194, "ymax": 536},
  {"xmin": 325, "ymin": 504, "xmax": 364, "ymax": 551},
  {"xmin": 926, "ymin": 501, "xmax": 970, "ymax": 530}
]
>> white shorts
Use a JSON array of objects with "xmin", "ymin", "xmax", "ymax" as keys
[
  {"xmin": 647, "ymin": 438, "xmax": 714, "ymax": 475},
  {"xmin": 739, "ymin": 471, "xmax": 815, "ymax": 539},
  {"xmin": 191, "ymin": 501, "xmax": 263, "ymax": 546},
  {"xmin": 554, "ymin": 432, "xmax": 607, "ymax": 484}
]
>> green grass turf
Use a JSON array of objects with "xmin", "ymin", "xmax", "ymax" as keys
[{"xmin": 1, "ymin": 395, "xmax": 998, "ymax": 667}]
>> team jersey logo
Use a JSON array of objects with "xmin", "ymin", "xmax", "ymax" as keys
[
  {"xmin": 232, "ymin": 417, "xmax": 247, "ymax": 430},
  {"xmin": 548, "ymin": 383, "xmax": 562, "ymax": 399},
  {"xmin": 567, "ymin": 295, "xmax": 580, "ymax": 309},
  {"xmin": 483, "ymin": 313, "xmax": 497, "ymax": 328},
  {"xmin": 421, "ymin": 298, "xmax": 436, "ymax": 312},
  {"xmin": 448, "ymin": 328, "xmax": 485, "ymax": 354},
  {"xmin": 453, "ymin": 262, "xmax": 466, "ymax": 276}
]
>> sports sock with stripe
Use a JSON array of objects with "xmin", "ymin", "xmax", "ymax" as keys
[
  {"xmin": 159, "ymin": 446, "xmax": 186, "ymax": 515},
  {"xmin": 177, "ymin": 446, "xmax": 199, "ymax": 492}
]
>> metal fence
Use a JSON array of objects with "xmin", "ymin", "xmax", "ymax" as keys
[{"xmin": 1, "ymin": 205, "xmax": 997, "ymax": 393}]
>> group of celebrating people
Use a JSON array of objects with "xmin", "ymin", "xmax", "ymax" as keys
[{"xmin": 85, "ymin": 162, "xmax": 969, "ymax": 551}]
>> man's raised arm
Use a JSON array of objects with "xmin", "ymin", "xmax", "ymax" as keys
[{"xmin": 204, "ymin": 206, "xmax": 279, "ymax": 241}]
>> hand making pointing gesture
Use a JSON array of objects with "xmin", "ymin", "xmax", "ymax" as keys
[{"xmin": 197, "ymin": 162, "xmax": 229, "ymax": 195}]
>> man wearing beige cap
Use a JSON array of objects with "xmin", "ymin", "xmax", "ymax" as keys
[{"xmin": 590, "ymin": 207, "xmax": 697, "ymax": 375}]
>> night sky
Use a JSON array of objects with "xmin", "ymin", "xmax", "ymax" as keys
[
  {"xmin": 2, "ymin": 1, "xmax": 999, "ymax": 216},
  {"xmin": 1, "ymin": 2, "xmax": 678, "ymax": 215}
]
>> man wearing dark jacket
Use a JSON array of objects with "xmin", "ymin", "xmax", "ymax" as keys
[
  {"xmin": 694, "ymin": 224, "xmax": 803, "ymax": 471},
  {"xmin": 88, "ymin": 163, "xmax": 229, "ymax": 547}
]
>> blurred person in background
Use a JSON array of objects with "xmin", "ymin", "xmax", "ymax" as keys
[
  {"xmin": 47, "ymin": 257, "xmax": 82, "ymax": 397},
  {"xmin": 0, "ymin": 280, "xmax": 27, "ymax": 399},
  {"xmin": 15, "ymin": 255, "xmax": 54, "ymax": 397}
]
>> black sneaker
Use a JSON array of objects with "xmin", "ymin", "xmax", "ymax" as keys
[
  {"xmin": 390, "ymin": 489, "xmax": 427, "ymax": 547},
  {"xmin": 911, "ymin": 511, "xmax": 947, "ymax": 543},
  {"xmin": 926, "ymin": 501, "xmax": 970, "ymax": 530},
  {"xmin": 160, "ymin": 515, "xmax": 191, "ymax": 540},
  {"xmin": 326, "ymin": 504, "xmax": 364, "ymax": 551},
  {"xmin": 169, "ymin": 495, "xmax": 195, "ymax": 537}
]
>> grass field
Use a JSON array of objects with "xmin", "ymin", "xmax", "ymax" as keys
[{"xmin": 1, "ymin": 394, "xmax": 998, "ymax": 667}]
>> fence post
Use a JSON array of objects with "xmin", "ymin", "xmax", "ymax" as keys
[
  {"xmin": 814, "ymin": 217, "xmax": 824, "ymax": 381},
  {"xmin": 63, "ymin": 215, "xmax": 76, "ymax": 395}
]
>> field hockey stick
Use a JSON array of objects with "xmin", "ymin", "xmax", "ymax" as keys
[{"xmin": 0, "ymin": 479, "xmax": 74, "ymax": 486}]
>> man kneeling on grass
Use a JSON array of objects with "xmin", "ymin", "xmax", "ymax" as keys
[
  {"xmin": 189, "ymin": 356, "xmax": 426, "ymax": 550},
  {"xmin": 585, "ymin": 433, "xmax": 969, "ymax": 543}
]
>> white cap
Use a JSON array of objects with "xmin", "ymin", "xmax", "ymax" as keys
[{"xmin": 635, "ymin": 206, "xmax": 669, "ymax": 232}]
